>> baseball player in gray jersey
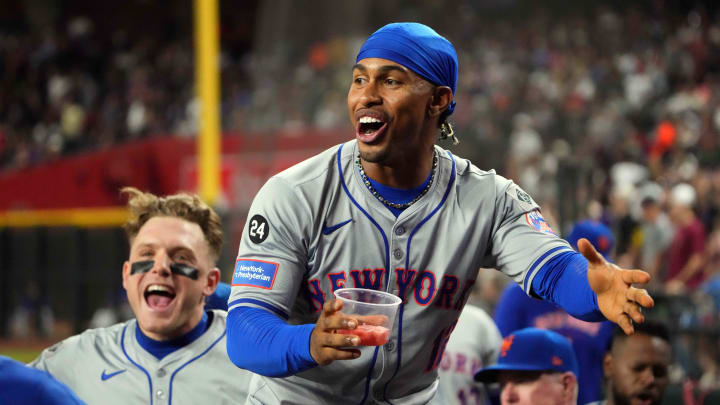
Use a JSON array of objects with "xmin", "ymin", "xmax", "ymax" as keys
[
  {"xmin": 226, "ymin": 22, "xmax": 654, "ymax": 404},
  {"xmin": 437, "ymin": 304, "xmax": 502, "ymax": 405},
  {"xmin": 31, "ymin": 188, "xmax": 251, "ymax": 405}
]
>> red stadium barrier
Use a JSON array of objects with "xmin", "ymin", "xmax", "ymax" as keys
[{"xmin": 0, "ymin": 130, "xmax": 349, "ymax": 214}]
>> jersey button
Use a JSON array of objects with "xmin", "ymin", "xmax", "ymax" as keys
[
  {"xmin": 395, "ymin": 226, "xmax": 405, "ymax": 236},
  {"xmin": 393, "ymin": 249, "xmax": 403, "ymax": 259},
  {"xmin": 386, "ymin": 340, "xmax": 395, "ymax": 351},
  {"xmin": 157, "ymin": 369, "xmax": 166, "ymax": 377},
  {"xmin": 156, "ymin": 389, "xmax": 165, "ymax": 399}
]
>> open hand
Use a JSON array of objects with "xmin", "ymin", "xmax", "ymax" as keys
[
  {"xmin": 309, "ymin": 300, "xmax": 362, "ymax": 365},
  {"xmin": 580, "ymin": 238, "xmax": 655, "ymax": 335}
]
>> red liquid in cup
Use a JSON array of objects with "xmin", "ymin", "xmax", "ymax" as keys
[{"xmin": 338, "ymin": 324, "xmax": 390, "ymax": 346}]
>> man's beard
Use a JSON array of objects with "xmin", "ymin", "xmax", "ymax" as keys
[
  {"xmin": 611, "ymin": 387, "xmax": 632, "ymax": 405},
  {"xmin": 611, "ymin": 386, "xmax": 659, "ymax": 405},
  {"xmin": 359, "ymin": 147, "xmax": 391, "ymax": 165}
]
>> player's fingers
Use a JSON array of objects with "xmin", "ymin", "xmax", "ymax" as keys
[
  {"xmin": 323, "ymin": 347, "xmax": 361, "ymax": 362},
  {"xmin": 617, "ymin": 313, "xmax": 634, "ymax": 335},
  {"xmin": 322, "ymin": 331, "xmax": 360, "ymax": 348},
  {"xmin": 623, "ymin": 301, "xmax": 644, "ymax": 324},
  {"xmin": 322, "ymin": 299, "xmax": 343, "ymax": 316},
  {"xmin": 626, "ymin": 287, "xmax": 654, "ymax": 309},
  {"xmin": 620, "ymin": 269, "xmax": 651, "ymax": 285},
  {"xmin": 578, "ymin": 238, "xmax": 604, "ymax": 265},
  {"xmin": 321, "ymin": 313, "xmax": 357, "ymax": 331}
]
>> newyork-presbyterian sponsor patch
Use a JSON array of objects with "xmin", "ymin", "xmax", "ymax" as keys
[
  {"xmin": 232, "ymin": 259, "xmax": 279, "ymax": 289},
  {"xmin": 525, "ymin": 210, "xmax": 555, "ymax": 235}
]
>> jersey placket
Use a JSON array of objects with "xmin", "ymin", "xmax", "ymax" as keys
[
  {"xmin": 373, "ymin": 220, "xmax": 411, "ymax": 400},
  {"xmin": 151, "ymin": 364, "xmax": 170, "ymax": 405}
]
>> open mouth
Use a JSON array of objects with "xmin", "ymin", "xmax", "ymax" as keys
[
  {"xmin": 144, "ymin": 284, "xmax": 176, "ymax": 310},
  {"xmin": 356, "ymin": 116, "xmax": 388, "ymax": 144},
  {"xmin": 633, "ymin": 392, "xmax": 656, "ymax": 405}
]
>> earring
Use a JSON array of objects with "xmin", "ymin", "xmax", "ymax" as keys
[{"xmin": 440, "ymin": 122, "xmax": 459, "ymax": 145}]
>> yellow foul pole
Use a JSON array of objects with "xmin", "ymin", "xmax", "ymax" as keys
[{"xmin": 194, "ymin": 0, "xmax": 220, "ymax": 205}]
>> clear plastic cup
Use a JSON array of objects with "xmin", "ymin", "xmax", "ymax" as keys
[{"xmin": 333, "ymin": 288, "xmax": 402, "ymax": 346}]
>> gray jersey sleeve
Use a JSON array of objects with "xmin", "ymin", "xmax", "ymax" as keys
[
  {"xmin": 483, "ymin": 177, "xmax": 574, "ymax": 294},
  {"xmin": 30, "ymin": 335, "xmax": 85, "ymax": 387},
  {"xmin": 229, "ymin": 176, "xmax": 312, "ymax": 317}
]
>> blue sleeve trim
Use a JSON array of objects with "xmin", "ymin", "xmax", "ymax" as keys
[
  {"xmin": 531, "ymin": 251, "xmax": 605, "ymax": 322},
  {"xmin": 226, "ymin": 306, "xmax": 316, "ymax": 377},
  {"xmin": 523, "ymin": 246, "xmax": 568, "ymax": 293},
  {"xmin": 228, "ymin": 298, "xmax": 289, "ymax": 320}
]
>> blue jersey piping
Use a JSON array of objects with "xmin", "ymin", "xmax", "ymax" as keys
[
  {"xmin": 228, "ymin": 298, "xmax": 289, "ymax": 320},
  {"xmin": 337, "ymin": 144, "xmax": 390, "ymax": 405},
  {"xmin": 168, "ymin": 329, "xmax": 226, "ymax": 404},
  {"xmin": 382, "ymin": 150, "xmax": 456, "ymax": 403},
  {"xmin": 121, "ymin": 323, "xmax": 154, "ymax": 405}
]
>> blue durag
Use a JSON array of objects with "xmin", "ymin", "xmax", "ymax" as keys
[{"xmin": 356, "ymin": 22, "xmax": 458, "ymax": 116}]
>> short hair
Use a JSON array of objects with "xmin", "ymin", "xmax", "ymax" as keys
[
  {"xmin": 121, "ymin": 187, "xmax": 223, "ymax": 262},
  {"xmin": 610, "ymin": 319, "xmax": 670, "ymax": 351}
]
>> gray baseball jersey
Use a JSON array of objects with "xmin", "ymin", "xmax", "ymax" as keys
[
  {"xmin": 30, "ymin": 310, "xmax": 250, "ymax": 405},
  {"xmin": 229, "ymin": 140, "xmax": 573, "ymax": 404},
  {"xmin": 437, "ymin": 304, "xmax": 502, "ymax": 405}
]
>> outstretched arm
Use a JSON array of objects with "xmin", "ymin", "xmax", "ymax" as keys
[{"xmin": 581, "ymin": 238, "xmax": 654, "ymax": 334}]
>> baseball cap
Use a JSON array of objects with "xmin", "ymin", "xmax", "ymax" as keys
[
  {"xmin": 565, "ymin": 220, "xmax": 614, "ymax": 260},
  {"xmin": 474, "ymin": 328, "xmax": 579, "ymax": 383},
  {"xmin": 670, "ymin": 183, "xmax": 696, "ymax": 207}
]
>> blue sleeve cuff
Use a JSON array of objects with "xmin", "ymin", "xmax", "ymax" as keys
[
  {"xmin": 531, "ymin": 251, "xmax": 605, "ymax": 322},
  {"xmin": 226, "ymin": 306, "xmax": 317, "ymax": 377}
]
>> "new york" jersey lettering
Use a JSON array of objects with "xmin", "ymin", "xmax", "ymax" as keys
[{"xmin": 306, "ymin": 268, "xmax": 475, "ymax": 312}]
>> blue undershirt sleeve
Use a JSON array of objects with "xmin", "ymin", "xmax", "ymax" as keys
[
  {"xmin": 226, "ymin": 306, "xmax": 317, "ymax": 377},
  {"xmin": 530, "ymin": 251, "xmax": 605, "ymax": 322}
]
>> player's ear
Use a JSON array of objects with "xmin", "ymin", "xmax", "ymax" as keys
[
  {"xmin": 122, "ymin": 261, "xmax": 131, "ymax": 289},
  {"xmin": 203, "ymin": 267, "xmax": 221, "ymax": 296},
  {"xmin": 603, "ymin": 352, "xmax": 613, "ymax": 378},
  {"xmin": 427, "ymin": 86, "xmax": 452, "ymax": 118},
  {"xmin": 560, "ymin": 372, "xmax": 577, "ymax": 400}
]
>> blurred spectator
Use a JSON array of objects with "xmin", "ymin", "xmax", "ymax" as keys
[
  {"xmin": 666, "ymin": 183, "xmax": 707, "ymax": 293},
  {"xmin": 8, "ymin": 282, "xmax": 54, "ymax": 339},
  {"xmin": 593, "ymin": 320, "xmax": 672, "ymax": 405},
  {"xmin": 637, "ymin": 184, "xmax": 675, "ymax": 284}
]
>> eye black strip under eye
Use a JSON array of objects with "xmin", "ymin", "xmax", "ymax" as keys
[
  {"xmin": 170, "ymin": 263, "xmax": 199, "ymax": 280},
  {"xmin": 130, "ymin": 260, "xmax": 154, "ymax": 274}
]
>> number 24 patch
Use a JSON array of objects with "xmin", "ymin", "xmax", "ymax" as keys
[{"xmin": 248, "ymin": 214, "xmax": 269, "ymax": 243}]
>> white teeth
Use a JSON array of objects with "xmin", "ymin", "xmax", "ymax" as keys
[
  {"xmin": 147, "ymin": 285, "xmax": 172, "ymax": 293},
  {"xmin": 359, "ymin": 116, "xmax": 382, "ymax": 124}
]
